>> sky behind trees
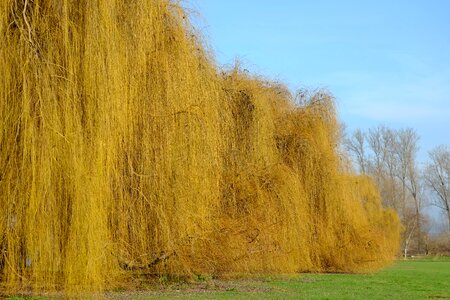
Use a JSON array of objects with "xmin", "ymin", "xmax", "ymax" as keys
[{"xmin": 189, "ymin": 0, "xmax": 450, "ymax": 163}]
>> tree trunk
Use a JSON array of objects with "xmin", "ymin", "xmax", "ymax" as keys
[
  {"xmin": 404, "ymin": 219, "xmax": 416, "ymax": 259},
  {"xmin": 447, "ymin": 209, "xmax": 450, "ymax": 233},
  {"xmin": 415, "ymin": 205, "xmax": 421, "ymax": 254}
]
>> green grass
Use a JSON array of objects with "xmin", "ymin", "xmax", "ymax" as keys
[
  {"xmin": 153, "ymin": 258, "xmax": 450, "ymax": 299},
  {"xmin": 5, "ymin": 258, "xmax": 450, "ymax": 299}
]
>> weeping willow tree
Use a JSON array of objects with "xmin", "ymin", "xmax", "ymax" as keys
[{"xmin": 0, "ymin": 0, "xmax": 400, "ymax": 295}]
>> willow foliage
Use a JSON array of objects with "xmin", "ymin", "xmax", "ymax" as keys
[{"xmin": 0, "ymin": 0, "xmax": 400, "ymax": 294}]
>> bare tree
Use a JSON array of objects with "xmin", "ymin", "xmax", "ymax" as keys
[
  {"xmin": 424, "ymin": 145, "xmax": 450, "ymax": 232},
  {"xmin": 366, "ymin": 126, "xmax": 402, "ymax": 212},
  {"xmin": 344, "ymin": 129, "xmax": 367, "ymax": 174},
  {"xmin": 347, "ymin": 126, "xmax": 425, "ymax": 256},
  {"xmin": 367, "ymin": 126, "xmax": 385, "ymax": 182},
  {"xmin": 381, "ymin": 128, "xmax": 402, "ymax": 213},
  {"xmin": 393, "ymin": 128, "xmax": 423, "ymax": 255}
]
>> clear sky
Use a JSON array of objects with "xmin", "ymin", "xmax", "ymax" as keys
[{"xmin": 187, "ymin": 0, "xmax": 450, "ymax": 164}]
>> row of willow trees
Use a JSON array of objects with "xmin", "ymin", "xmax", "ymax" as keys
[
  {"xmin": 1, "ymin": 0, "xmax": 399, "ymax": 294},
  {"xmin": 345, "ymin": 127, "xmax": 450, "ymax": 256}
]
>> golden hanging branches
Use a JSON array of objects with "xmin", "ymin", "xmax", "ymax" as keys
[{"xmin": 0, "ymin": 0, "xmax": 400, "ymax": 295}]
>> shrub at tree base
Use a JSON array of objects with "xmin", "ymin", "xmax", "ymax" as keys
[{"xmin": 0, "ymin": 0, "xmax": 400, "ymax": 294}]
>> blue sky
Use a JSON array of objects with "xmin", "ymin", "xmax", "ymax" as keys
[{"xmin": 187, "ymin": 0, "xmax": 450, "ymax": 163}]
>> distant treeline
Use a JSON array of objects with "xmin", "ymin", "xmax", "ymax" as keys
[{"xmin": 345, "ymin": 127, "xmax": 450, "ymax": 256}]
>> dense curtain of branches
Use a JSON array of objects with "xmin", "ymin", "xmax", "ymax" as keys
[{"xmin": 0, "ymin": 0, "xmax": 400, "ymax": 295}]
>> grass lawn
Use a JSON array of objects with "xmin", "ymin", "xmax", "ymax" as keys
[{"xmin": 6, "ymin": 257, "xmax": 450, "ymax": 299}]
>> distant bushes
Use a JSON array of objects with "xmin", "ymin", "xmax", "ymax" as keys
[{"xmin": 428, "ymin": 234, "xmax": 450, "ymax": 255}]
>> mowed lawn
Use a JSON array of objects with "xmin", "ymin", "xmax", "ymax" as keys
[
  {"xmin": 152, "ymin": 258, "xmax": 450, "ymax": 300},
  {"xmin": 6, "ymin": 257, "xmax": 450, "ymax": 299}
]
